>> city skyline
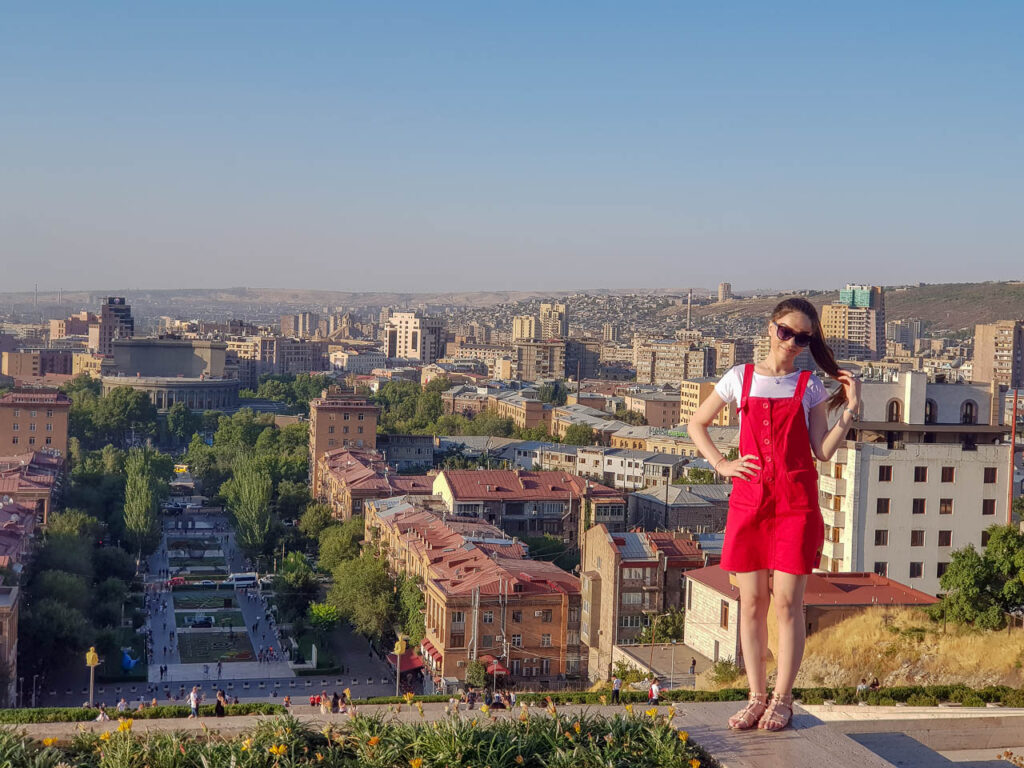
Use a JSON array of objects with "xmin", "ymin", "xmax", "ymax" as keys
[{"xmin": 3, "ymin": 3, "xmax": 1023, "ymax": 292}]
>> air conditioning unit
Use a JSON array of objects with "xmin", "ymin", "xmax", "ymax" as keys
[
  {"xmin": 456, "ymin": 660, "xmax": 466, "ymax": 668},
  {"xmin": 534, "ymin": 611, "xmax": 543, "ymax": 617}
]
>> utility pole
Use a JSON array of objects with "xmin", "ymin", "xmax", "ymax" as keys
[{"xmin": 1009, "ymin": 389, "xmax": 1018, "ymax": 526}]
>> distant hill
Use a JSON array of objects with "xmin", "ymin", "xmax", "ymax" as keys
[{"xmin": 663, "ymin": 282, "xmax": 1024, "ymax": 334}]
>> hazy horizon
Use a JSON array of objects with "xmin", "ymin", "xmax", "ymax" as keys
[{"xmin": 4, "ymin": 3, "xmax": 1022, "ymax": 292}]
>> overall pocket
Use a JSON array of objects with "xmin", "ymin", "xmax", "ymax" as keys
[{"xmin": 785, "ymin": 468, "xmax": 819, "ymax": 511}]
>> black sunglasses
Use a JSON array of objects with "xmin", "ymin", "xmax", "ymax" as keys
[{"xmin": 772, "ymin": 321, "xmax": 814, "ymax": 347}]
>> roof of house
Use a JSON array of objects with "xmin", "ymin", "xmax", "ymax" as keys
[
  {"xmin": 0, "ymin": 451, "xmax": 64, "ymax": 495},
  {"xmin": 438, "ymin": 469, "xmax": 624, "ymax": 504},
  {"xmin": 0, "ymin": 390, "xmax": 71, "ymax": 406}
]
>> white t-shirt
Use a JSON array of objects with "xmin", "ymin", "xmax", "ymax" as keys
[{"xmin": 714, "ymin": 365, "xmax": 828, "ymax": 427}]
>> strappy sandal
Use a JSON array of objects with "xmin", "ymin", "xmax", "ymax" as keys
[
  {"xmin": 758, "ymin": 692, "xmax": 794, "ymax": 731},
  {"xmin": 727, "ymin": 692, "xmax": 768, "ymax": 730}
]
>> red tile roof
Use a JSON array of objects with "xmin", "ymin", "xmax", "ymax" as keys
[
  {"xmin": 321, "ymin": 450, "xmax": 433, "ymax": 497},
  {"xmin": 439, "ymin": 469, "xmax": 624, "ymax": 504},
  {"xmin": 0, "ymin": 390, "xmax": 71, "ymax": 406},
  {"xmin": 645, "ymin": 533, "xmax": 706, "ymax": 568},
  {"xmin": 685, "ymin": 566, "xmax": 939, "ymax": 607},
  {"xmin": 0, "ymin": 452, "xmax": 64, "ymax": 495}
]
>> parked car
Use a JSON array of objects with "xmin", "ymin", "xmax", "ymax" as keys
[
  {"xmin": 167, "ymin": 576, "xmax": 186, "ymax": 587},
  {"xmin": 190, "ymin": 616, "xmax": 213, "ymax": 628}
]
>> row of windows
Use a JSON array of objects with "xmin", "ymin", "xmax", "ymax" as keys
[
  {"xmin": 875, "ymin": 561, "xmax": 949, "ymax": 579},
  {"xmin": 10, "ymin": 436, "xmax": 52, "ymax": 446},
  {"xmin": 9, "ymin": 423, "xmax": 54, "ymax": 431},
  {"xmin": 454, "ymin": 609, "xmax": 554, "ymax": 625},
  {"xmin": 9, "ymin": 409, "xmax": 54, "ymax": 418},
  {"xmin": 874, "ymin": 529, "xmax": 954, "ymax": 547},
  {"xmin": 326, "ymin": 412, "xmax": 367, "ymax": 421},
  {"xmin": 326, "ymin": 425, "xmax": 364, "ymax": 434},
  {"xmin": 876, "ymin": 498, "xmax": 997, "ymax": 515},
  {"xmin": 878, "ymin": 465, "xmax": 998, "ymax": 483}
]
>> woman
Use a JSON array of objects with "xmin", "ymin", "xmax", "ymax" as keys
[
  {"xmin": 688, "ymin": 297, "xmax": 860, "ymax": 731},
  {"xmin": 214, "ymin": 690, "xmax": 226, "ymax": 718}
]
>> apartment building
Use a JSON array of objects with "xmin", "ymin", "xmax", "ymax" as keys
[
  {"xmin": 679, "ymin": 378, "xmax": 737, "ymax": 427},
  {"xmin": 308, "ymin": 387, "xmax": 380, "ymax": 498},
  {"xmin": 817, "ymin": 372, "xmax": 1009, "ymax": 595},
  {"xmin": 385, "ymin": 312, "xmax": 445, "ymax": 364},
  {"xmin": 549, "ymin": 404, "xmax": 628, "ymax": 444},
  {"xmin": 488, "ymin": 391, "xmax": 550, "ymax": 430},
  {"xmin": 628, "ymin": 483, "xmax": 731, "ymax": 533},
  {"xmin": 539, "ymin": 303, "xmax": 568, "ymax": 339},
  {"xmin": 973, "ymin": 320, "xmax": 1024, "ymax": 389},
  {"xmin": 621, "ymin": 390, "xmax": 681, "ymax": 428},
  {"xmin": 633, "ymin": 339, "xmax": 717, "ymax": 385},
  {"xmin": 314, "ymin": 448, "xmax": 432, "ymax": 520},
  {"xmin": 713, "ymin": 339, "xmax": 754, "ymax": 373},
  {"xmin": 0, "ymin": 390, "xmax": 71, "ymax": 457},
  {"xmin": 1, "ymin": 350, "xmax": 75, "ymax": 379},
  {"xmin": 514, "ymin": 341, "xmax": 566, "ymax": 382},
  {"xmin": 431, "ymin": 468, "xmax": 625, "ymax": 548},
  {"xmin": 581, "ymin": 525, "xmax": 704, "ymax": 680},
  {"xmin": 511, "ymin": 315, "xmax": 538, "ymax": 342},
  {"xmin": 0, "ymin": 451, "xmax": 65, "ymax": 525},
  {"xmin": 88, "ymin": 297, "xmax": 134, "ymax": 356},
  {"xmin": 329, "ymin": 348, "xmax": 387, "ymax": 375},
  {"xmin": 820, "ymin": 285, "xmax": 886, "ymax": 361}
]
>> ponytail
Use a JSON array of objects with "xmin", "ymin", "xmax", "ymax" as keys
[{"xmin": 771, "ymin": 297, "xmax": 847, "ymax": 413}]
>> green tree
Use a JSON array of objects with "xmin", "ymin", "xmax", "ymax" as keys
[
  {"xmin": 327, "ymin": 553, "xmax": 395, "ymax": 641},
  {"xmin": 46, "ymin": 509, "xmax": 106, "ymax": 542},
  {"xmin": 95, "ymin": 386, "xmax": 158, "ymax": 447},
  {"xmin": 166, "ymin": 401, "xmax": 201, "ymax": 444},
  {"xmin": 275, "ymin": 551, "xmax": 319, "ymax": 622},
  {"xmin": 537, "ymin": 381, "xmax": 568, "ymax": 406},
  {"xmin": 34, "ymin": 535, "xmax": 94, "ymax": 580},
  {"xmin": 465, "ymin": 660, "xmax": 487, "ymax": 689},
  {"xmin": 318, "ymin": 517, "xmax": 364, "ymax": 572},
  {"xmin": 32, "ymin": 570, "xmax": 90, "ymax": 608},
  {"xmin": 308, "ymin": 601, "xmax": 341, "ymax": 644},
  {"xmin": 299, "ymin": 503, "xmax": 336, "ymax": 542},
  {"xmin": 636, "ymin": 608, "xmax": 685, "ymax": 643},
  {"xmin": 123, "ymin": 446, "xmax": 161, "ymax": 558},
  {"xmin": 223, "ymin": 455, "xmax": 273, "ymax": 559},
  {"xmin": 276, "ymin": 480, "xmax": 311, "ymax": 523},
  {"xmin": 19, "ymin": 599, "xmax": 94, "ymax": 674},
  {"xmin": 675, "ymin": 468, "xmax": 718, "ymax": 484},
  {"xmin": 562, "ymin": 423, "xmax": 595, "ymax": 446},
  {"xmin": 396, "ymin": 573, "xmax": 426, "ymax": 645},
  {"xmin": 614, "ymin": 408, "xmax": 647, "ymax": 426},
  {"xmin": 933, "ymin": 544, "xmax": 1004, "ymax": 629}
]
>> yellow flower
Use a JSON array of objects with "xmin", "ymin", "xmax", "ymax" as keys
[
  {"xmin": 678, "ymin": 730, "xmax": 689, "ymax": 743},
  {"xmin": 416, "ymin": 701, "xmax": 425, "ymax": 717},
  {"xmin": 404, "ymin": 692, "xmax": 415, "ymax": 704},
  {"xmin": 624, "ymin": 703, "xmax": 633, "ymax": 715},
  {"xmin": 690, "ymin": 760, "xmax": 701, "ymax": 768},
  {"xmin": 316, "ymin": 753, "xmax": 324, "ymax": 762},
  {"xmin": 99, "ymin": 732, "xmax": 111, "ymax": 742},
  {"xmin": 479, "ymin": 704, "xmax": 490, "ymax": 714},
  {"xmin": 646, "ymin": 708, "xmax": 658, "ymax": 718},
  {"xmin": 668, "ymin": 705, "xmax": 676, "ymax": 719},
  {"xmin": 368, "ymin": 736, "xmax": 380, "ymax": 747},
  {"xmin": 410, "ymin": 759, "xmax": 423, "ymax": 768},
  {"xmin": 599, "ymin": 694, "xmax": 607, "ymax": 705},
  {"xmin": 515, "ymin": 756, "xmax": 525, "ymax": 765},
  {"xmin": 573, "ymin": 721, "xmax": 581, "ymax": 734},
  {"xmin": 344, "ymin": 687, "xmax": 351, "ymax": 700},
  {"xmin": 518, "ymin": 710, "xmax": 529, "ymax": 722},
  {"xmin": 42, "ymin": 737, "xmax": 57, "ymax": 747},
  {"xmin": 471, "ymin": 718, "xmax": 478, "ymax": 727},
  {"xmin": 268, "ymin": 744, "xmax": 288, "ymax": 756},
  {"xmin": 241, "ymin": 737, "xmax": 253, "ymax": 751},
  {"xmin": 564, "ymin": 731, "xmax": 572, "ymax": 739},
  {"xmin": 117, "ymin": 718, "xmax": 133, "ymax": 732}
]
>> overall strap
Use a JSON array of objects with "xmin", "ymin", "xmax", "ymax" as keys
[
  {"xmin": 739, "ymin": 364, "xmax": 754, "ymax": 409},
  {"xmin": 793, "ymin": 370, "xmax": 812, "ymax": 402}
]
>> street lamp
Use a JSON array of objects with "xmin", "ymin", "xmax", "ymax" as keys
[
  {"xmin": 85, "ymin": 647, "xmax": 100, "ymax": 707},
  {"xmin": 670, "ymin": 640, "xmax": 677, "ymax": 691}
]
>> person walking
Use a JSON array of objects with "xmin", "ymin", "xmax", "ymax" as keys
[
  {"xmin": 689, "ymin": 297, "xmax": 859, "ymax": 733},
  {"xmin": 611, "ymin": 675, "xmax": 622, "ymax": 705},
  {"xmin": 689, "ymin": 657, "xmax": 696, "ymax": 676},
  {"xmin": 188, "ymin": 686, "xmax": 201, "ymax": 719}
]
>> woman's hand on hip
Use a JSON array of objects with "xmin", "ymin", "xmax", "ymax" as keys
[{"xmin": 719, "ymin": 454, "xmax": 760, "ymax": 479}]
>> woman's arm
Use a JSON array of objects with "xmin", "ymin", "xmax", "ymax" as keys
[
  {"xmin": 687, "ymin": 391, "xmax": 759, "ymax": 480},
  {"xmin": 808, "ymin": 371, "xmax": 862, "ymax": 462}
]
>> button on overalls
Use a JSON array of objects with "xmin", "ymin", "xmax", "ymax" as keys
[{"xmin": 720, "ymin": 364, "xmax": 824, "ymax": 574}]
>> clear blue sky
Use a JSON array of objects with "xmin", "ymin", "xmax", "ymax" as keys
[{"xmin": 2, "ymin": 2, "xmax": 1021, "ymax": 293}]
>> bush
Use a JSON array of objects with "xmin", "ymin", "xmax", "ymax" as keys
[
  {"xmin": 709, "ymin": 657, "xmax": 744, "ymax": 686},
  {"xmin": 0, "ymin": 703, "xmax": 284, "ymax": 724}
]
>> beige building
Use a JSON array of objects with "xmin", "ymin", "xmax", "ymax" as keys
[
  {"xmin": 50, "ymin": 311, "xmax": 95, "ymax": 340},
  {"xmin": 539, "ymin": 303, "xmax": 568, "ymax": 339},
  {"xmin": 308, "ymin": 387, "xmax": 380, "ymax": 498},
  {"xmin": 385, "ymin": 312, "xmax": 445, "ymax": 364},
  {"xmin": 511, "ymin": 315, "xmax": 538, "ymax": 342},
  {"xmin": 621, "ymin": 390, "xmax": 681, "ymax": 428},
  {"xmin": 679, "ymin": 378, "xmax": 736, "ymax": 427},
  {"xmin": 0, "ymin": 587, "xmax": 18, "ymax": 705},
  {"xmin": 1, "ymin": 351, "xmax": 74, "ymax": 378},
  {"xmin": 0, "ymin": 390, "xmax": 71, "ymax": 457},
  {"xmin": 89, "ymin": 297, "xmax": 134, "ymax": 356},
  {"xmin": 973, "ymin": 320, "xmax": 1024, "ymax": 389},
  {"xmin": 112, "ymin": 338, "xmax": 227, "ymax": 378},
  {"xmin": 633, "ymin": 339, "xmax": 716, "ymax": 385},
  {"xmin": 821, "ymin": 285, "xmax": 886, "ymax": 361},
  {"xmin": 717, "ymin": 283, "xmax": 732, "ymax": 303},
  {"xmin": 714, "ymin": 339, "xmax": 754, "ymax": 373},
  {"xmin": 581, "ymin": 525, "xmax": 704, "ymax": 680},
  {"xmin": 514, "ymin": 341, "xmax": 565, "ymax": 382}
]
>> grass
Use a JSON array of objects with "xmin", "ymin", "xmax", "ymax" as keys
[
  {"xmin": 172, "ymin": 590, "xmax": 237, "ymax": 610},
  {"xmin": 177, "ymin": 631, "xmax": 255, "ymax": 663},
  {"xmin": 167, "ymin": 537, "xmax": 220, "ymax": 550},
  {"xmin": 795, "ymin": 606, "xmax": 1024, "ymax": 689}
]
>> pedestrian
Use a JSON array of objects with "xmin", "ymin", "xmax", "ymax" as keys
[
  {"xmin": 188, "ymin": 686, "xmax": 201, "ymax": 718},
  {"xmin": 331, "ymin": 691, "xmax": 340, "ymax": 713},
  {"xmin": 215, "ymin": 690, "xmax": 226, "ymax": 718},
  {"xmin": 648, "ymin": 677, "xmax": 661, "ymax": 706},
  {"xmin": 217, "ymin": 660, "xmax": 222, "ymax": 678},
  {"xmin": 320, "ymin": 691, "xmax": 330, "ymax": 715},
  {"xmin": 611, "ymin": 675, "xmax": 622, "ymax": 705},
  {"xmin": 689, "ymin": 297, "xmax": 860, "ymax": 732},
  {"xmin": 95, "ymin": 704, "xmax": 110, "ymax": 721},
  {"xmin": 689, "ymin": 657, "xmax": 697, "ymax": 676}
]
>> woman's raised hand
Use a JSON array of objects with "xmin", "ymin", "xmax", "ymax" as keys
[{"xmin": 717, "ymin": 454, "xmax": 760, "ymax": 479}]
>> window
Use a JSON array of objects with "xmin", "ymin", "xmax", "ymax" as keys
[
  {"xmin": 567, "ymin": 630, "xmax": 580, "ymax": 645},
  {"xmin": 939, "ymin": 499, "xmax": 953, "ymax": 515},
  {"xmin": 511, "ymin": 634, "xmax": 522, "ymax": 647},
  {"xmin": 11, "ymin": 436, "xmax": 17, "ymax": 445},
  {"xmin": 984, "ymin": 467, "xmax": 998, "ymax": 484},
  {"xmin": 451, "ymin": 611, "xmax": 465, "ymax": 624},
  {"xmin": 982, "ymin": 530, "xmax": 991, "ymax": 547},
  {"xmin": 873, "ymin": 562, "xmax": 887, "ymax": 577},
  {"xmin": 512, "ymin": 610, "xmax": 522, "ymax": 623},
  {"xmin": 914, "ymin": 466, "xmax": 927, "ymax": 482},
  {"xmin": 482, "ymin": 634, "xmax": 493, "ymax": 647},
  {"xmin": 10, "ymin": 424, "xmax": 17, "ymax": 431},
  {"xmin": 328, "ymin": 425, "xmax": 335, "ymax": 434},
  {"xmin": 343, "ymin": 426, "xmax": 349, "ymax": 434},
  {"xmin": 909, "ymin": 562, "xmax": 924, "ymax": 579},
  {"xmin": 357, "ymin": 426, "xmax": 363, "ymax": 434},
  {"xmin": 621, "ymin": 592, "xmax": 642, "ymax": 605},
  {"xmin": 45, "ymin": 437, "xmax": 51, "ymax": 445},
  {"xmin": 720, "ymin": 600, "xmax": 729, "ymax": 629},
  {"xmin": 568, "ymin": 607, "xmax": 579, "ymax": 623},
  {"xmin": 11, "ymin": 410, "xmax": 18, "ymax": 417},
  {"xmin": 511, "ymin": 659, "xmax": 521, "ymax": 675},
  {"xmin": 878, "ymin": 465, "xmax": 892, "ymax": 482},
  {"xmin": 982, "ymin": 499, "xmax": 996, "ymax": 516},
  {"xmin": 327, "ymin": 439, "xmax": 335, "ymax": 446},
  {"xmin": 540, "ymin": 634, "xmax": 552, "ymax": 647},
  {"xmin": 541, "ymin": 610, "xmax": 552, "ymax": 623},
  {"xmin": 938, "ymin": 530, "xmax": 952, "ymax": 547},
  {"xmin": 876, "ymin": 498, "xmax": 891, "ymax": 515},
  {"xmin": 687, "ymin": 581, "xmax": 693, "ymax": 610},
  {"xmin": 450, "ymin": 633, "xmax": 465, "ymax": 647},
  {"xmin": 912, "ymin": 498, "xmax": 926, "ymax": 515},
  {"xmin": 482, "ymin": 611, "xmax": 493, "ymax": 624},
  {"xmin": 874, "ymin": 530, "xmax": 888, "ymax": 546},
  {"xmin": 28, "ymin": 424, "xmax": 36, "ymax": 432},
  {"xmin": 941, "ymin": 467, "xmax": 955, "ymax": 483},
  {"xmin": 910, "ymin": 530, "xmax": 925, "ymax": 547},
  {"xmin": 541, "ymin": 659, "xmax": 551, "ymax": 675},
  {"xmin": 343, "ymin": 413, "xmax": 350, "ymax": 420},
  {"xmin": 937, "ymin": 562, "xmax": 949, "ymax": 578},
  {"xmin": 29, "ymin": 410, "xmax": 36, "ymax": 418},
  {"xmin": 28, "ymin": 437, "xmax": 34, "ymax": 445},
  {"xmin": 358, "ymin": 413, "xmax": 364, "ymax": 421}
]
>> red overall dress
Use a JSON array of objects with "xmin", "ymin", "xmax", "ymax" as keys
[{"xmin": 720, "ymin": 364, "xmax": 824, "ymax": 574}]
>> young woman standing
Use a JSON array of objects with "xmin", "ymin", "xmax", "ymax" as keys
[{"xmin": 688, "ymin": 297, "xmax": 861, "ymax": 731}]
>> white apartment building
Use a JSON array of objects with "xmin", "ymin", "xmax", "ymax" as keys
[
  {"xmin": 818, "ymin": 372, "xmax": 1009, "ymax": 596},
  {"xmin": 329, "ymin": 349, "xmax": 387, "ymax": 375},
  {"xmin": 385, "ymin": 312, "xmax": 445, "ymax": 364}
]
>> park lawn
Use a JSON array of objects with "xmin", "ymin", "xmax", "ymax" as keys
[
  {"xmin": 172, "ymin": 590, "xmax": 238, "ymax": 610},
  {"xmin": 168, "ymin": 555, "xmax": 226, "ymax": 567},
  {"xmin": 174, "ymin": 609, "xmax": 245, "ymax": 628},
  {"xmin": 178, "ymin": 630, "xmax": 256, "ymax": 663}
]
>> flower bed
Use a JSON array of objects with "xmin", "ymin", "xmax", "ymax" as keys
[
  {"xmin": 11, "ymin": 711, "xmax": 716, "ymax": 767},
  {"xmin": 171, "ymin": 590, "xmax": 237, "ymax": 610},
  {"xmin": 177, "ymin": 630, "xmax": 255, "ymax": 663}
]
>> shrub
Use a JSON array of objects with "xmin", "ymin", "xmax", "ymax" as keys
[{"xmin": 0, "ymin": 703, "xmax": 284, "ymax": 724}]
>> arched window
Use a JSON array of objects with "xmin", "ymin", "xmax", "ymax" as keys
[
  {"xmin": 886, "ymin": 399, "xmax": 902, "ymax": 423},
  {"xmin": 924, "ymin": 399, "xmax": 937, "ymax": 424},
  {"xmin": 961, "ymin": 400, "xmax": 977, "ymax": 425}
]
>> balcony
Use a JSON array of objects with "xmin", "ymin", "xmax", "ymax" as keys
[
  {"xmin": 822, "ymin": 507, "xmax": 845, "ymax": 529},
  {"xmin": 824, "ymin": 540, "xmax": 845, "ymax": 560},
  {"xmin": 818, "ymin": 475, "xmax": 846, "ymax": 496}
]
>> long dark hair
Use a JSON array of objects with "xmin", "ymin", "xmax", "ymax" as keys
[{"xmin": 770, "ymin": 297, "xmax": 847, "ymax": 412}]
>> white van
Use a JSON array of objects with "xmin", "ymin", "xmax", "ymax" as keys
[{"xmin": 226, "ymin": 572, "xmax": 258, "ymax": 587}]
